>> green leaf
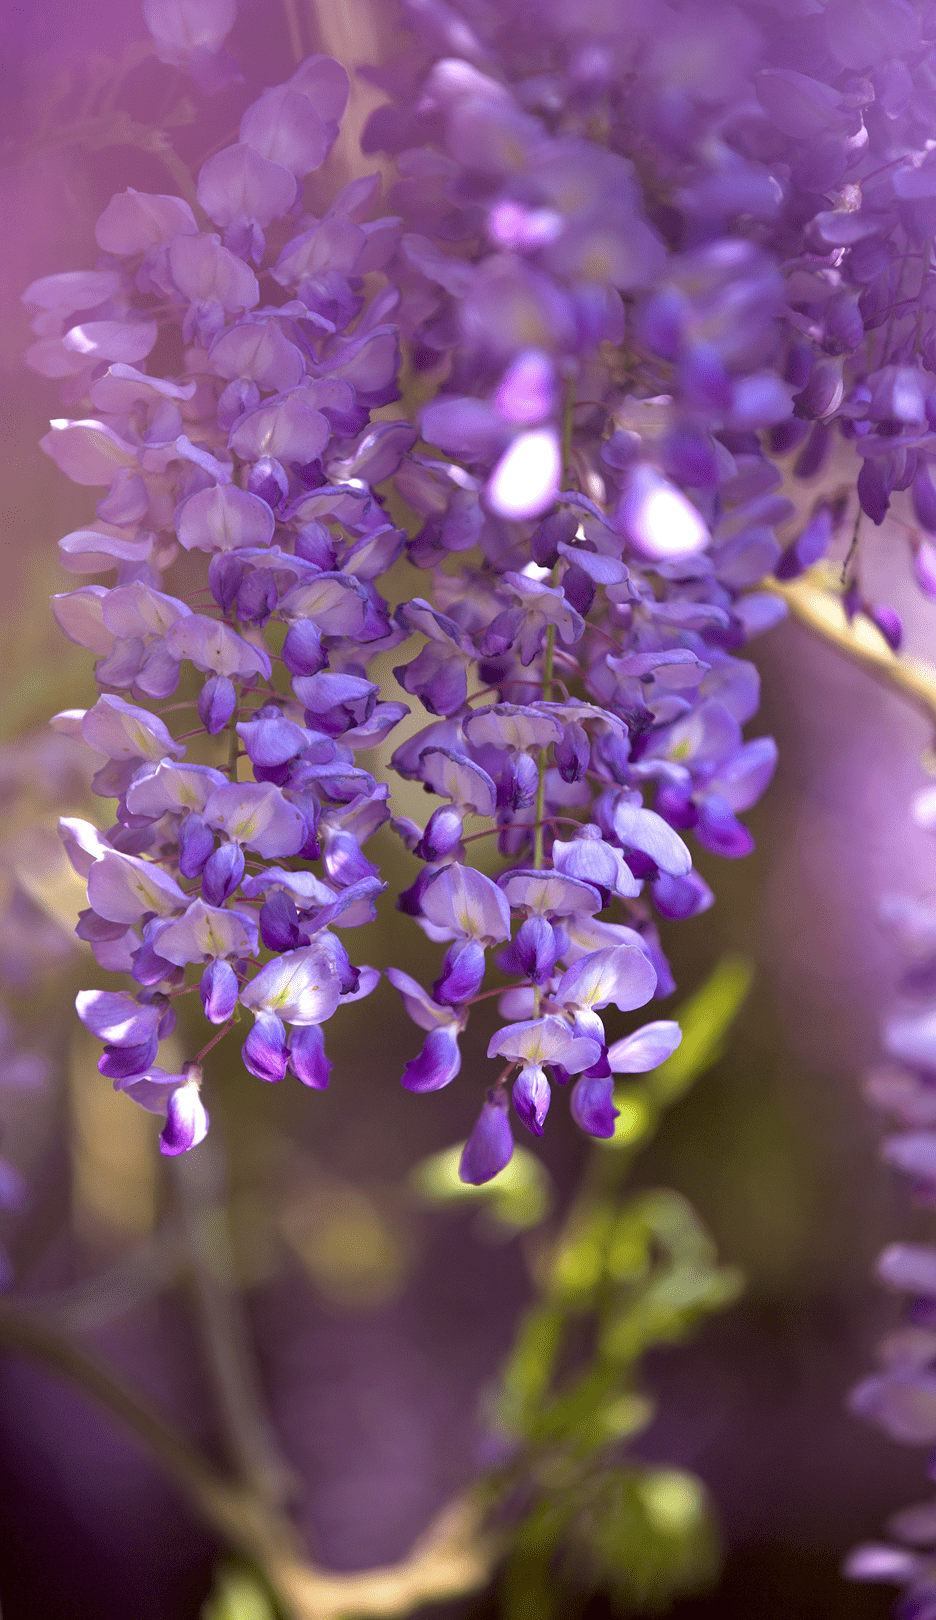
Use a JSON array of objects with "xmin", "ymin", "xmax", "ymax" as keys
[
  {"xmin": 410, "ymin": 1143, "xmax": 552, "ymax": 1232},
  {"xmin": 647, "ymin": 954, "xmax": 753, "ymax": 1109},
  {"xmin": 559, "ymin": 1466, "xmax": 720, "ymax": 1612},
  {"xmin": 201, "ymin": 1564, "xmax": 277, "ymax": 1620}
]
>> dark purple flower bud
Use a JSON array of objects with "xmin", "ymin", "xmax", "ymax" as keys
[
  {"xmin": 160, "ymin": 1077, "xmax": 209, "ymax": 1157},
  {"xmin": 401, "ymin": 1025, "xmax": 462, "ymax": 1092},
  {"xmin": 98, "ymin": 1034, "xmax": 159, "ymax": 1080},
  {"xmin": 198, "ymin": 675, "xmax": 238, "ymax": 735},
  {"xmin": 416, "ymin": 804, "xmax": 464, "ymax": 862},
  {"xmin": 242, "ymin": 1010, "xmax": 288, "ymax": 1083},
  {"xmin": 497, "ymin": 752, "xmax": 539, "ymax": 813},
  {"xmin": 796, "ymin": 356, "xmax": 845, "ymax": 420},
  {"xmin": 434, "ymin": 938, "xmax": 486, "ymax": 1006},
  {"xmin": 236, "ymin": 567, "xmax": 278, "ymax": 627},
  {"xmin": 282, "ymin": 618, "xmax": 326, "ymax": 677},
  {"xmin": 512, "ymin": 1065, "xmax": 551, "ymax": 1137},
  {"xmin": 867, "ymin": 602, "xmax": 903, "ymax": 651},
  {"xmin": 208, "ymin": 552, "xmax": 245, "ymax": 613},
  {"xmin": 288, "ymin": 1024, "xmax": 332, "ymax": 1090},
  {"xmin": 651, "ymin": 870, "xmax": 715, "ymax": 920},
  {"xmin": 531, "ymin": 511, "xmax": 577, "ymax": 569},
  {"xmin": 514, "ymin": 916, "xmax": 560, "ymax": 984},
  {"xmin": 202, "ymin": 842, "xmax": 245, "ymax": 905},
  {"xmin": 913, "ymin": 464, "xmax": 936, "ymax": 533},
  {"xmin": 178, "ymin": 812, "xmax": 215, "ymax": 878},
  {"xmin": 776, "ymin": 502, "xmax": 835, "ymax": 579},
  {"xmin": 200, "ymin": 959, "xmax": 239, "ymax": 1024},
  {"xmin": 259, "ymin": 890, "xmax": 308, "ymax": 952},
  {"xmin": 247, "ymin": 456, "xmax": 289, "ymax": 508},
  {"xmin": 555, "ymin": 722, "xmax": 590, "ymax": 784},
  {"xmin": 459, "ymin": 1088, "xmax": 514, "ymax": 1185},
  {"xmin": 570, "ymin": 1074, "xmax": 619, "ymax": 1139},
  {"xmin": 858, "ymin": 457, "xmax": 891, "ymax": 525},
  {"xmin": 656, "ymin": 784, "xmax": 698, "ymax": 830},
  {"xmin": 562, "ymin": 564, "xmax": 595, "ymax": 616},
  {"xmin": 394, "ymin": 642, "xmax": 467, "ymax": 717}
]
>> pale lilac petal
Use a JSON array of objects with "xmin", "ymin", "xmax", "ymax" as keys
[
  {"xmin": 22, "ymin": 269, "xmax": 120, "ymax": 312},
  {"xmin": 75, "ymin": 990, "xmax": 158, "ymax": 1046},
  {"xmin": 555, "ymin": 945, "xmax": 657, "ymax": 1012},
  {"xmin": 165, "ymin": 615, "xmax": 272, "ymax": 679},
  {"xmin": 612, "ymin": 800, "xmax": 692, "ymax": 876},
  {"xmin": 41, "ymin": 419, "xmax": 137, "ymax": 486},
  {"xmin": 51, "ymin": 587, "xmax": 117, "ymax": 655},
  {"xmin": 62, "ymin": 321, "xmax": 157, "ymax": 364},
  {"xmin": 143, "ymin": 0, "xmax": 235, "ymax": 61},
  {"xmin": 239, "ymin": 944, "xmax": 342, "ymax": 1024},
  {"xmin": 608, "ymin": 1020, "xmax": 682, "ymax": 1072},
  {"xmin": 87, "ymin": 850, "xmax": 189, "ymax": 923},
  {"xmin": 203, "ymin": 781, "xmax": 306, "ymax": 857},
  {"xmin": 168, "ymin": 233, "xmax": 259, "ymax": 314},
  {"xmin": 57, "ymin": 529, "xmax": 155, "ymax": 575},
  {"xmin": 420, "ymin": 862, "xmax": 511, "ymax": 944},
  {"xmin": 419, "ymin": 749, "xmax": 497, "ymax": 816},
  {"xmin": 494, "ymin": 351, "xmax": 556, "ymax": 425},
  {"xmin": 487, "ymin": 1016, "xmax": 600, "ymax": 1072},
  {"xmin": 209, "ymin": 320, "xmax": 305, "ymax": 391},
  {"xmin": 239, "ymin": 86, "xmax": 330, "ymax": 177},
  {"xmin": 386, "ymin": 966, "xmax": 460, "ymax": 1032},
  {"xmin": 498, "ymin": 869, "xmax": 602, "ymax": 918},
  {"xmin": 95, "ymin": 189, "xmax": 198, "ymax": 254},
  {"xmin": 156, "ymin": 898, "xmax": 259, "ymax": 965},
  {"xmin": 175, "ymin": 484, "xmax": 275, "ymax": 552},
  {"xmin": 82, "ymin": 694, "xmax": 184, "ymax": 762},
  {"xmin": 197, "ymin": 145, "xmax": 297, "ymax": 228},
  {"xmin": 228, "ymin": 396, "xmax": 330, "ymax": 464},
  {"xmin": 288, "ymin": 54, "xmax": 349, "ymax": 122}
]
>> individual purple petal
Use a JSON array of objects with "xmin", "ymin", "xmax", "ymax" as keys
[
  {"xmin": 849, "ymin": 1370, "xmax": 936, "ymax": 1444},
  {"xmin": 41, "ymin": 418, "xmax": 137, "ymax": 487},
  {"xmin": 513, "ymin": 917, "xmax": 560, "ymax": 985},
  {"xmin": 486, "ymin": 429, "xmax": 561, "ymax": 521},
  {"xmin": 570, "ymin": 1074, "xmax": 619, "ymax": 1139},
  {"xmin": 495, "ymin": 351, "xmax": 556, "ymax": 425},
  {"xmin": 239, "ymin": 944, "xmax": 341, "ymax": 1025},
  {"xmin": 386, "ymin": 966, "xmax": 460, "ymax": 1033},
  {"xmin": 288, "ymin": 1023, "xmax": 332, "ymax": 1089},
  {"xmin": 200, "ymin": 958, "xmax": 239, "ymax": 1024},
  {"xmin": 203, "ymin": 782, "xmax": 305, "ymax": 857},
  {"xmin": 459, "ymin": 1088, "xmax": 514, "ymax": 1185},
  {"xmin": 552, "ymin": 830, "xmax": 641, "ymax": 899},
  {"xmin": 498, "ymin": 869, "xmax": 603, "ymax": 919},
  {"xmin": 260, "ymin": 891, "xmax": 307, "ymax": 953},
  {"xmin": 695, "ymin": 794, "xmax": 756, "ymax": 858},
  {"xmin": 282, "ymin": 619, "xmax": 326, "ymax": 678},
  {"xmin": 419, "ymin": 749, "xmax": 497, "ymax": 816},
  {"xmin": 242, "ymin": 1010, "xmax": 289, "ymax": 1082},
  {"xmin": 75, "ymin": 990, "xmax": 159, "ymax": 1048},
  {"xmin": 612, "ymin": 800, "xmax": 692, "ymax": 876},
  {"xmin": 555, "ymin": 946, "xmax": 657, "ymax": 1013},
  {"xmin": 125, "ymin": 761, "xmax": 227, "ymax": 817},
  {"xmin": 608, "ymin": 1020, "xmax": 682, "ymax": 1073},
  {"xmin": 82, "ymin": 694, "xmax": 184, "ymax": 762},
  {"xmin": 415, "ymin": 805, "xmax": 464, "ymax": 862},
  {"xmin": 434, "ymin": 938, "xmax": 485, "ymax": 1005},
  {"xmin": 155, "ymin": 899, "xmax": 259, "ymax": 966},
  {"xmin": 198, "ymin": 145, "xmax": 297, "ymax": 229},
  {"xmin": 98, "ymin": 1035, "xmax": 160, "ymax": 1081},
  {"xmin": 881, "ymin": 1133, "xmax": 936, "ymax": 1184},
  {"xmin": 159, "ymin": 1077, "xmax": 209, "ymax": 1155},
  {"xmin": 488, "ymin": 1016, "xmax": 600, "ymax": 1074},
  {"xmin": 512, "ymin": 1065, "xmax": 551, "ymax": 1137},
  {"xmin": 209, "ymin": 321, "xmax": 305, "ymax": 392},
  {"xmin": 166, "ymin": 616, "xmax": 272, "ymax": 680},
  {"xmin": 229, "ymin": 395, "xmax": 330, "ymax": 465},
  {"xmin": 401, "ymin": 1025, "xmax": 462, "ymax": 1092},
  {"xmin": 239, "ymin": 85, "xmax": 331, "ymax": 177},
  {"xmin": 86, "ymin": 849, "xmax": 188, "ymax": 924},
  {"xmin": 842, "ymin": 1545, "xmax": 921, "ymax": 1584},
  {"xmin": 876, "ymin": 1244, "xmax": 936, "ymax": 1299},
  {"xmin": 198, "ymin": 675, "xmax": 237, "ymax": 735},
  {"xmin": 168, "ymin": 233, "xmax": 259, "ymax": 317},
  {"xmin": 420, "ymin": 862, "xmax": 512, "ymax": 944},
  {"xmin": 175, "ymin": 483, "xmax": 275, "ymax": 553},
  {"xmin": 95, "ymin": 189, "xmax": 198, "ymax": 254},
  {"xmin": 201, "ymin": 841, "xmax": 245, "ymax": 905},
  {"xmin": 651, "ymin": 870, "xmax": 715, "ymax": 920}
]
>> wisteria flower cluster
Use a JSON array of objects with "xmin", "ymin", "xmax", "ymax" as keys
[{"xmin": 36, "ymin": 0, "xmax": 936, "ymax": 1212}]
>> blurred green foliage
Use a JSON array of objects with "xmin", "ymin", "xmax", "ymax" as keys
[
  {"xmin": 483, "ymin": 958, "xmax": 752, "ymax": 1616},
  {"xmin": 201, "ymin": 1565, "xmax": 277, "ymax": 1620}
]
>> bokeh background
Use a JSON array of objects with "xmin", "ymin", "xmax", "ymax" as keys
[{"xmin": 1, "ymin": 3, "xmax": 936, "ymax": 1615}]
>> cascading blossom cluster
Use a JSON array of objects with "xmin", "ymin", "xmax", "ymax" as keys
[{"xmin": 35, "ymin": 0, "xmax": 936, "ymax": 1212}]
